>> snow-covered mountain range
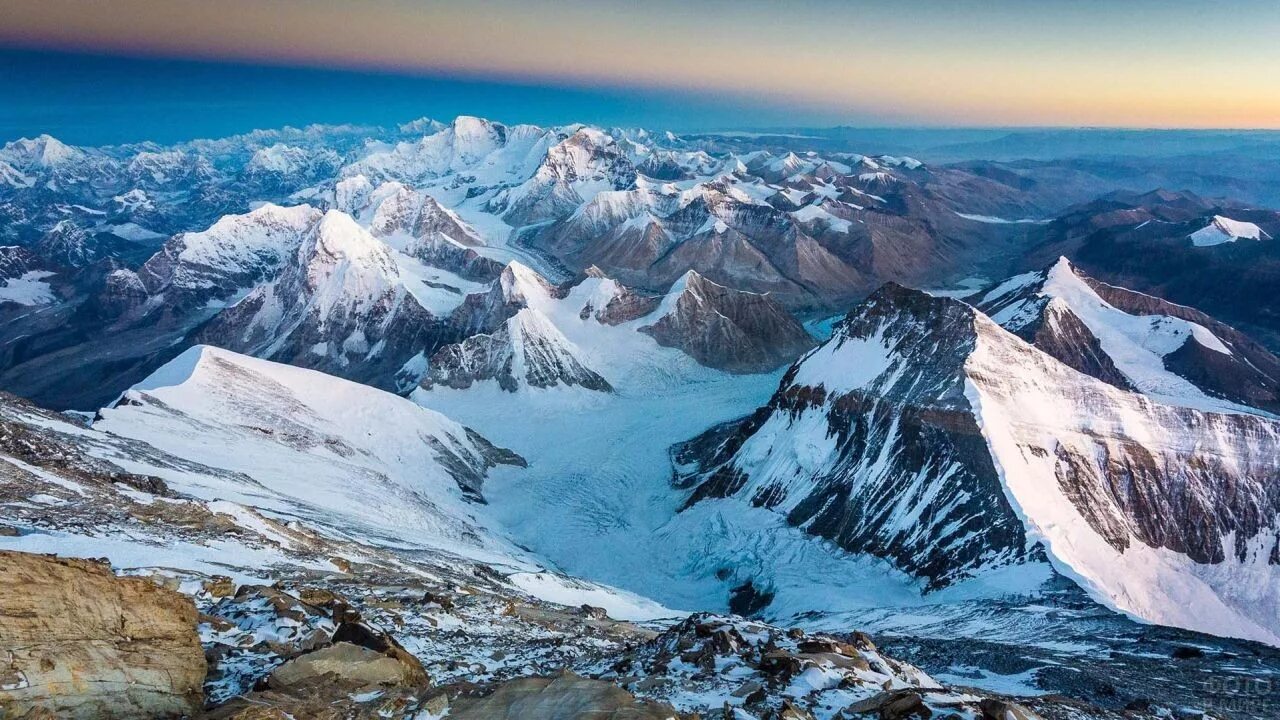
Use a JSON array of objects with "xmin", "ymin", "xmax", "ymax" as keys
[{"xmin": 3, "ymin": 115, "xmax": 1280, "ymax": 718}]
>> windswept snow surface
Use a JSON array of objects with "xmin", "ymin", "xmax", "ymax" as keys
[{"xmin": 94, "ymin": 345, "xmax": 532, "ymax": 568}]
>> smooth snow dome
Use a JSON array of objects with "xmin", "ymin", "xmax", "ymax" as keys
[
  {"xmin": 97, "ymin": 345, "xmax": 530, "ymax": 567},
  {"xmin": 1189, "ymin": 215, "xmax": 1271, "ymax": 247}
]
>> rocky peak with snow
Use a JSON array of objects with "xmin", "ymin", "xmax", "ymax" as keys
[
  {"xmin": 676, "ymin": 281, "xmax": 1280, "ymax": 645},
  {"xmin": 421, "ymin": 306, "xmax": 613, "ymax": 393},
  {"xmin": 125, "ymin": 150, "xmax": 215, "ymax": 189},
  {"xmin": 0, "ymin": 134, "xmax": 81, "ymax": 171},
  {"xmin": 976, "ymin": 256, "xmax": 1280, "ymax": 414},
  {"xmin": 639, "ymin": 270, "xmax": 814, "ymax": 373},
  {"xmin": 193, "ymin": 210, "xmax": 453, "ymax": 390},
  {"xmin": 138, "ymin": 202, "xmax": 323, "ymax": 302},
  {"xmin": 33, "ymin": 220, "xmax": 98, "ymax": 268},
  {"xmin": 1190, "ymin": 214, "xmax": 1272, "ymax": 247}
]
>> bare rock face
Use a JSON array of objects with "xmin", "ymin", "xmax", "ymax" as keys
[
  {"xmin": 0, "ymin": 551, "xmax": 204, "ymax": 719},
  {"xmin": 640, "ymin": 271, "xmax": 815, "ymax": 374}
]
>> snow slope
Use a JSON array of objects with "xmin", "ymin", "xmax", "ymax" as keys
[
  {"xmin": 95, "ymin": 345, "xmax": 529, "ymax": 566},
  {"xmin": 1189, "ymin": 215, "xmax": 1271, "ymax": 247}
]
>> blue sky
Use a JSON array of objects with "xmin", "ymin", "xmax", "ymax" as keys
[
  {"xmin": 3, "ymin": 1, "xmax": 1279, "ymax": 144},
  {"xmin": 1, "ymin": 49, "xmax": 859, "ymax": 145}
]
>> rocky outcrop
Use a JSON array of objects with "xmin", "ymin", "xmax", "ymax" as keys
[
  {"xmin": 449, "ymin": 672, "xmax": 681, "ymax": 719},
  {"xmin": 640, "ymin": 271, "xmax": 814, "ymax": 373},
  {"xmin": 268, "ymin": 641, "xmax": 425, "ymax": 690},
  {"xmin": 0, "ymin": 551, "xmax": 204, "ymax": 719},
  {"xmin": 423, "ymin": 308, "xmax": 612, "ymax": 393}
]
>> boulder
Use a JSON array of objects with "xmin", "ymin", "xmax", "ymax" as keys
[
  {"xmin": 977, "ymin": 698, "xmax": 1042, "ymax": 720},
  {"xmin": 268, "ymin": 641, "xmax": 422, "ymax": 689},
  {"xmin": 0, "ymin": 551, "xmax": 205, "ymax": 719},
  {"xmin": 448, "ymin": 671, "xmax": 681, "ymax": 719}
]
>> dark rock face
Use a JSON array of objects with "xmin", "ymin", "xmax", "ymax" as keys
[
  {"xmin": 640, "ymin": 271, "xmax": 815, "ymax": 374},
  {"xmin": 403, "ymin": 234, "xmax": 506, "ymax": 284},
  {"xmin": 675, "ymin": 284, "xmax": 1038, "ymax": 589}
]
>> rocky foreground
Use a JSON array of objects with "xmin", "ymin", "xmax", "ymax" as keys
[{"xmin": 2, "ymin": 548, "xmax": 1167, "ymax": 720}]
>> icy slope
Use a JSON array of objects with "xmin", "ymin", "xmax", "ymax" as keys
[{"xmin": 94, "ymin": 345, "xmax": 527, "ymax": 563}]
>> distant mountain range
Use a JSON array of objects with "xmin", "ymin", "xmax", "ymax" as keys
[{"xmin": 3, "ymin": 115, "xmax": 1280, "ymax": 718}]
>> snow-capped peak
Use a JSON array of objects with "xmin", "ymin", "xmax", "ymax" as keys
[
  {"xmin": 498, "ymin": 261, "xmax": 555, "ymax": 308},
  {"xmin": 1, "ymin": 134, "xmax": 79, "ymax": 169},
  {"xmin": 1190, "ymin": 215, "xmax": 1271, "ymax": 247},
  {"xmin": 978, "ymin": 257, "xmax": 1273, "ymax": 415}
]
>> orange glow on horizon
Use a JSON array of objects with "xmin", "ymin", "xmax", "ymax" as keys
[{"xmin": 2, "ymin": 0, "xmax": 1278, "ymax": 129}]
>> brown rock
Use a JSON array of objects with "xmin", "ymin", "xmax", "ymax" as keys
[
  {"xmin": 0, "ymin": 550, "xmax": 205, "ymax": 719},
  {"xmin": 842, "ymin": 690, "xmax": 930, "ymax": 718},
  {"xmin": 448, "ymin": 671, "xmax": 680, "ymax": 719},
  {"xmin": 203, "ymin": 575, "xmax": 236, "ymax": 597},
  {"xmin": 268, "ymin": 642, "xmax": 423, "ymax": 690},
  {"xmin": 778, "ymin": 700, "xmax": 816, "ymax": 719},
  {"xmin": 880, "ymin": 692, "xmax": 930, "ymax": 720},
  {"xmin": 978, "ymin": 698, "xmax": 1042, "ymax": 720}
]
